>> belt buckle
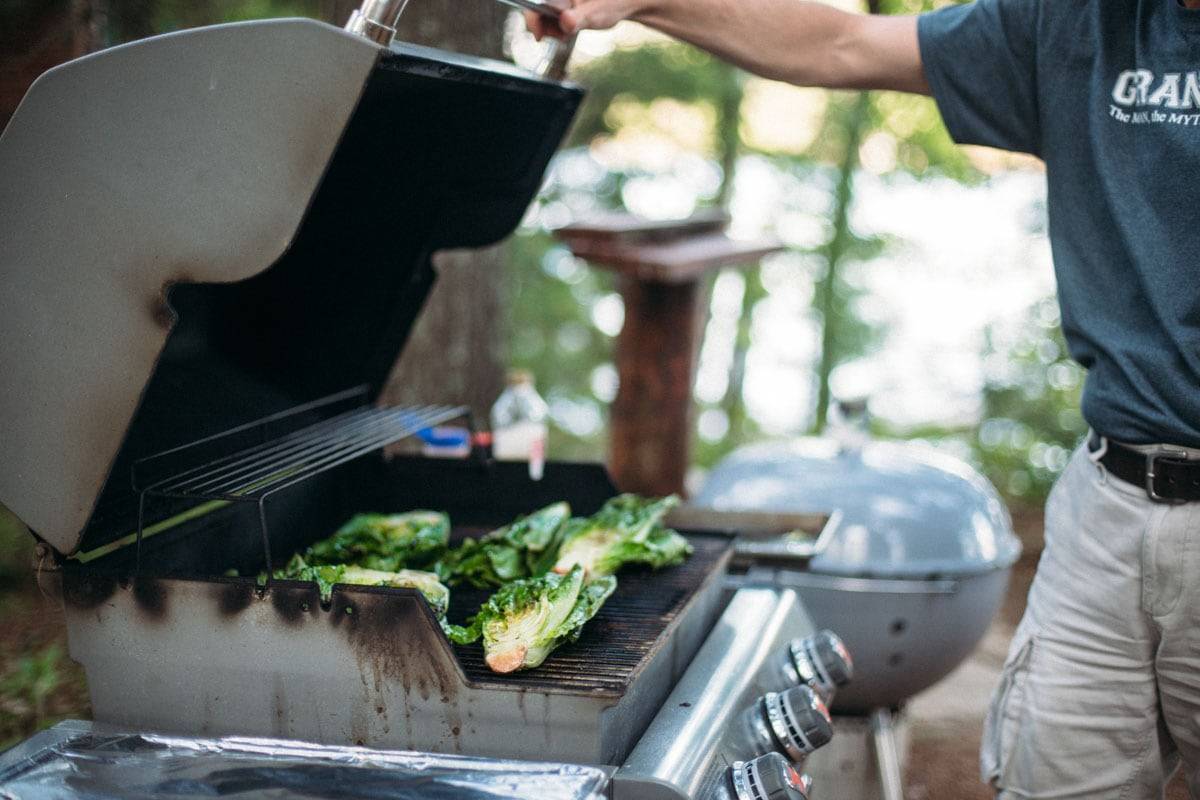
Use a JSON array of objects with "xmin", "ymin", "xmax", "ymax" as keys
[{"xmin": 1145, "ymin": 446, "xmax": 1190, "ymax": 503}]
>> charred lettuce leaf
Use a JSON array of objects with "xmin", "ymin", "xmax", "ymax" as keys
[
  {"xmin": 304, "ymin": 511, "xmax": 449, "ymax": 571},
  {"xmin": 552, "ymin": 494, "xmax": 688, "ymax": 579},
  {"xmin": 436, "ymin": 502, "xmax": 570, "ymax": 588},
  {"xmin": 456, "ymin": 565, "xmax": 616, "ymax": 673},
  {"xmin": 270, "ymin": 554, "xmax": 450, "ymax": 618}
]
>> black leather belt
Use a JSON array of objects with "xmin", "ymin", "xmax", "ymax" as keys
[{"xmin": 1089, "ymin": 432, "xmax": 1200, "ymax": 503}]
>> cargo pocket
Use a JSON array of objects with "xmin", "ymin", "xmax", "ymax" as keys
[{"xmin": 981, "ymin": 627, "xmax": 1036, "ymax": 788}]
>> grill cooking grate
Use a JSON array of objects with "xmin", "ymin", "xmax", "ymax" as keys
[
  {"xmin": 135, "ymin": 398, "xmax": 466, "ymax": 502},
  {"xmin": 447, "ymin": 534, "xmax": 730, "ymax": 696},
  {"xmin": 129, "ymin": 388, "xmax": 469, "ymax": 575}
]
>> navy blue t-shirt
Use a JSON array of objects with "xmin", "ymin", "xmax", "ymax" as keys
[{"xmin": 919, "ymin": 0, "xmax": 1200, "ymax": 447}]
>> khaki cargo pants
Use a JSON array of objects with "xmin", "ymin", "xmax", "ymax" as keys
[{"xmin": 983, "ymin": 441, "xmax": 1200, "ymax": 798}]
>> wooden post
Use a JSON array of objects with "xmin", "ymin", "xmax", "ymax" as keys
[{"xmin": 557, "ymin": 213, "xmax": 783, "ymax": 496}]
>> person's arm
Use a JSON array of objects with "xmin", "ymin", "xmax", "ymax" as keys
[{"xmin": 526, "ymin": 0, "xmax": 928, "ymax": 94}]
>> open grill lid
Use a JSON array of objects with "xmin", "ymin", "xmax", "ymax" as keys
[{"xmin": 0, "ymin": 18, "xmax": 582, "ymax": 556}]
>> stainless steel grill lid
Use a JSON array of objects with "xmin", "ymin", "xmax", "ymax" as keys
[
  {"xmin": 0, "ymin": 19, "xmax": 581, "ymax": 555},
  {"xmin": 695, "ymin": 438, "xmax": 1019, "ymax": 579}
]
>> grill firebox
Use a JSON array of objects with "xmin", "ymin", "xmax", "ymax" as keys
[{"xmin": 58, "ymin": 449, "xmax": 732, "ymax": 765}]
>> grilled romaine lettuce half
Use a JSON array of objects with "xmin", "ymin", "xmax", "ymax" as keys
[
  {"xmin": 304, "ymin": 511, "xmax": 449, "ymax": 571},
  {"xmin": 270, "ymin": 554, "xmax": 450, "ymax": 618},
  {"xmin": 452, "ymin": 564, "xmax": 617, "ymax": 673},
  {"xmin": 552, "ymin": 494, "xmax": 690, "ymax": 579},
  {"xmin": 436, "ymin": 501, "xmax": 570, "ymax": 588}
]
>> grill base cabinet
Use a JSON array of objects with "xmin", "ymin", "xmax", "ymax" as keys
[{"xmin": 1, "ymin": 17, "xmax": 856, "ymax": 800}]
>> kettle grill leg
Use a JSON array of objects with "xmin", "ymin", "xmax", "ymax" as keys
[{"xmin": 870, "ymin": 708, "xmax": 905, "ymax": 800}]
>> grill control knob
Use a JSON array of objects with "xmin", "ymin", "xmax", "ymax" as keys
[
  {"xmin": 729, "ymin": 752, "xmax": 812, "ymax": 800},
  {"xmin": 741, "ymin": 685, "xmax": 834, "ymax": 762},
  {"xmin": 764, "ymin": 685, "xmax": 834, "ymax": 761},
  {"xmin": 786, "ymin": 630, "xmax": 853, "ymax": 703}
]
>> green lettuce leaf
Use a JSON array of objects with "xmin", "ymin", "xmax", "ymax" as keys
[
  {"xmin": 552, "ymin": 494, "xmax": 684, "ymax": 578},
  {"xmin": 269, "ymin": 554, "xmax": 450, "ymax": 617},
  {"xmin": 472, "ymin": 564, "xmax": 613, "ymax": 673},
  {"xmin": 436, "ymin": 502, "xmax": 571, "ymax": 588},
  {"xmin": 305, "ymin": 511, "xmax": 449, "ymax": 571}
]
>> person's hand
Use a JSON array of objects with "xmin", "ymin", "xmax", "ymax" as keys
[{"xmin": 524, "ymin": 0, "xmax": 645, "ymax": 40}]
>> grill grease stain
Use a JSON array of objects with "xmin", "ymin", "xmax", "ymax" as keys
[
  {"xmin": 333, "ymin": 586, "xmax": 463, "ymax": 744},
  {"xmin": 215, "ymin": 580, "xmax": 254, "ymax": 616},
  {"xmin": 516, "ymin": 689, "xmax": 528, "ymax": 724},
  {"xmin": 273, "ymin": 676, "xmax": 288, "ymax": 737},
  {"xmin": 271, "ymin": 582, "xmax": 320, "ymax": 625},
  {"xmin": 132, "ymin": 577, "xmax": 167, "ymax": 620},
  {"xmin": 62, "ymin": 572, "xmax": 118, "ymax": 610}
]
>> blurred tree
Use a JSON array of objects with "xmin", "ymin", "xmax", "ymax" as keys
[
  {"xmin": 382, "ymin": 0, "xmax": 516, "ymax": 422},
  {"xmin": 526, "ymin": 0, "xmax": 981, "ymax": 469},
  {"xmin": 973, "ymin": 297, "xmax": 1087, "ymax": 501},
  {"xmin": 1, "ymin": 0, "xmax": 104, "ymax": 128},
  {"xmin": 83, "ymin": 0, "xmax": 515, "ymax": 422}
]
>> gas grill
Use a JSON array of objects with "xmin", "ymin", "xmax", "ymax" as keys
[{"xmin": 0, "ymin": 7, "xmax": 858, "ymax": 799}]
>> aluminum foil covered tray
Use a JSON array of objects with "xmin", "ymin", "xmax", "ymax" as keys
[{"xmin": 0, "ymin": 721, "xmax": 611, "ymax": 800}]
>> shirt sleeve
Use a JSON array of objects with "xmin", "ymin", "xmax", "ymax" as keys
[{"xmin": 917, "ymin": 0, "xmax": 1042, "ymax": 156}]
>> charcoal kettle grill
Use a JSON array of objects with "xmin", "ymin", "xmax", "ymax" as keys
[
  {"xmin": 0, "ymin": 6, "xmax": 865, "ymax": 799},
  {"xmin": 696, "ymin": 426, "xmax": 1022, "ymax": 800}
]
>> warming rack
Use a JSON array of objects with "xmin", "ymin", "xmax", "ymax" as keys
[{"xmin": 129, "ymin": 387, "xmax": 469, "ymax": 576}]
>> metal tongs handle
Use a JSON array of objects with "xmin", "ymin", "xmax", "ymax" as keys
[
  {"xmin": 495, "ymin": 0, "xmax": 564, "ymax": 17},
  {"xmin": 345, "ymin": 0, "xmax": 574, "ymax": 80},
  {"xmin": 494, "ymin": 0, "xmax": 573, "ymax": 79}
]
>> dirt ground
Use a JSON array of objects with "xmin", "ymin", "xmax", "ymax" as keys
[{"xmin": 903, "ymin": 510, "xmax": 1190, "ymax": 800}]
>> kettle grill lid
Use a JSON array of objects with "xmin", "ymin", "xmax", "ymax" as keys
[
  {"xmin": 695, "ymin": 438, "xmax": 1021, "ymax": 578},
  {"xmin": 0, "ymin": 19, "xmax": 581, "ymax": 556}
]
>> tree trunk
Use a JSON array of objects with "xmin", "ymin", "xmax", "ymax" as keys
[
  {"xmin": 0, "ymin": 0, "xmax": 102, "ymax": 130},
  {"xmin": 393, "ymin": 0, "xmax": 508, "ymax": 59},
  {"xmin": 811, "ymin": 0, "xmax": 879, "ymax": 433},
  {"xmin": 371, "ymin": 0, "xmax": 513, "ymax": 421}
]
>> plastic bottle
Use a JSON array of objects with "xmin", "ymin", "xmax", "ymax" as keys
[{"xmin": 491, "ymin": 370, "xmax": 549, "ymax": 480}]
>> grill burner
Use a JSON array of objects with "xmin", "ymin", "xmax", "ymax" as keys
[{"xmin": 448, "ymin": 535, "xmax": 730, "ymax": 696}]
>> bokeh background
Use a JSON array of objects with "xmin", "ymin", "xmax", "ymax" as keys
[{"xmin": 1, "ymin": 0, "xmax": 1118, "ymax": 794}]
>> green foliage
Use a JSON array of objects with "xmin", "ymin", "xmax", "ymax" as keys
[
  {"xmin": 104, "ymin": 0, "xmax": 322, "ymax": 43},
  {"xmin": 0, "ymin": 644, "xmax": 65, "ymax": 744},
  {"xmin": 0, "ymin": 504, "xmax": 32, "ymax": 589},
  {"xmin": 972, "ymin": 298, "xmax": 1087, "ymax": 501},
  {"xmin": 811, "ymin": 92, "xmax": 882, "ymax": 432},
  {"xmin": 505, "ymin": 229, "xmax": 621, "ymax": 460},
  {"xmin": 569, "ymin": 43, "xmax": 741, "ymax": 154},
  {"xmin": 534, "ymin": 13, "xmax": 986, "ymax": 463}
]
